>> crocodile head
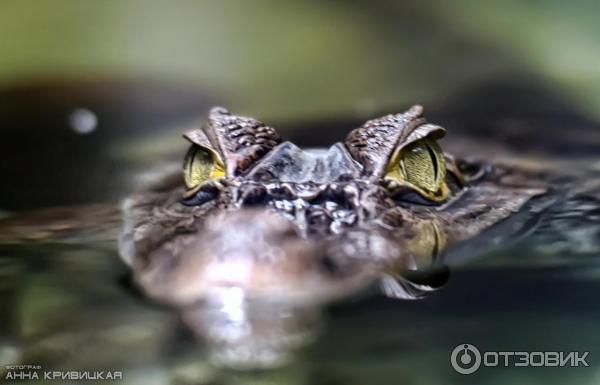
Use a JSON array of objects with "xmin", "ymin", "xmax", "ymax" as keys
[
  {"xmin": 117, "ymin": 105, "xmax": 550, "ymax": 367},
  {"xmin": 119, "ymin": 105, "xmax": 545, "ymax": 307}
]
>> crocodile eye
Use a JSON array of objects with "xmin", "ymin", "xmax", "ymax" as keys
[
  {"xmin": 385, "ymin": 137, "xmax": 448, "ymax": 201},
  {"xmin": 183, "ymin": 144, "xmax": 226, "ymax": 189}
]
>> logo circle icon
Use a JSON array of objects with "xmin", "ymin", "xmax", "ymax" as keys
[{"xmin": 451, "ymin": 344, "xmax": 481, "ymax": 374}]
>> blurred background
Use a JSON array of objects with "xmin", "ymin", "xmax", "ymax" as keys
[
  {"xmin": 1, "ymin": 0, "xmax": 599, "ymax": 210},
  {"xmin": 2, "ymin": 2, "xmax": 600, "ymax": 385}
]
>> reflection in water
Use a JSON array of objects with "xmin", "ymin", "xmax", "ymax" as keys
[
  {"xmin": 157, "ymin": 189, "xmax": 569, "ymax": 370},
  {"xmin": 182, "ymin": 291, "xmax": 320, "ymax": 369},
  {"xmin": 380, "ymin": 269, "xmax": 448, "ymax": 300},
  {"xmin": 119, "ymin": 187, "xmax": 485, "ymax": 371},
  {"xmin": 178, "ymin": 247, "xmax": 449, "ymax": 370},
  {"xmin": 118, "ymin": 200, "xmax": 459, "ymax": 369}
]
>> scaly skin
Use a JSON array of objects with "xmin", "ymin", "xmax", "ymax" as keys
[{"xmin": 118, "ymin": 106, "xmax": 547, "ymax": 307}]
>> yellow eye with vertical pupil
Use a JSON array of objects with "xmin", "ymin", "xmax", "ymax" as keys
[
  {"xmin": 385, "ymin": 137, "xmax": 448, "ymax": 201},
  {"xmin": 183, "ymin": 145, "xmax": 226, "ymax": 189}
]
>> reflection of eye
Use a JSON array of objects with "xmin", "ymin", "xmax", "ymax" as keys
[
  {"xmin": 385, "ymin": 137, "xmax": 448, "ymax": 201},
  {"xmin": 183, "ymin": 145, "xmax": 225, "ymax": 189}
]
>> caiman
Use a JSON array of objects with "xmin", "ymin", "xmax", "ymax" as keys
[
  {"xmin": 117, "ymin": 104, "xmax": 548, "ymax": 305},
  {"xmin": 1, "ymin": 105, "xmax": 598, "ymax": 368}
]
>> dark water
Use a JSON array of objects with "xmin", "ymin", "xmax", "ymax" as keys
[
  {"xmin": 0, "ymin": 81, "xmax": 599, "ymax": 384},
  {"xmin": 2, "ymin": 205, "xmax": 600, "ymax": 385}
]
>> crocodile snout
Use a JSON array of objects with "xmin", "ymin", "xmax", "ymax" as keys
[{"xmin": 133, "ymin": 209, "xmax": 374, "ymax": 306}]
